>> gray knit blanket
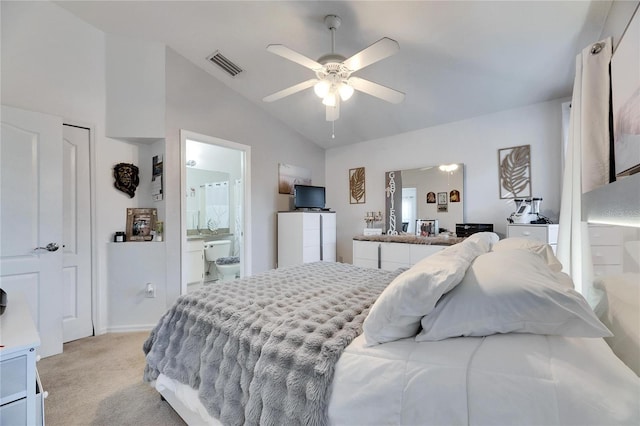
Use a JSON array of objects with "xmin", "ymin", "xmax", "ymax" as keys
[{"xmin": 143, "ymin": 262, "xmax": 402, "ymax": 426}]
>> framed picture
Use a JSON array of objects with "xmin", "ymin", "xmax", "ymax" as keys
[
  {"xmin": 498, "ymin": 145, "xmax": 531, "ymax": 199},
  {"xmin": 612, "ymin": 10, "xmax": 640, "ymax": 176},
  {"xmin": 426, "ymin": 191, "xmax": 436, "ymax": 203},
  {"xmin": 416, "ymin": 219, "xmax": 438, "ymax": 237},
  {"xmin": 450, "ymin": 189, "xmax": 461, "ymax": 202},
  {"xmin": 349, "ymin": 167, "xmax": 366, "ymax": 204},
  {"xmin": 278, "ymin": 163, "xmax": 311, "ymax": 195},
  {"xmin": 126, "ymin": 208, "xmax": 157, "ymax": 241},
  {"xmin": 437, "ymin": 192, "xmax": 447, "ymax": 205}
]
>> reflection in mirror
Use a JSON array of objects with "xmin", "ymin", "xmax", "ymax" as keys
[
  {"xmin": 385, "ymin": 164, "xmax": 464, "ymax": 235},
  {"xmin": 186, "ymin": 168, "xmax": 231, "ymax": 232},
  {"xmin": 185, "ymin": 139, "xmax": 245, "ymax": 292}
]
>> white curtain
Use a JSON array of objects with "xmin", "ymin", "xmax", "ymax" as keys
[
  {"xmin": 204, "ymin": 181, "xmax": 229, "ymax": 229},
  {"xmin": 233, "ymin": 179, "xmax": 243, "ymax": 257},
  {"xmin": 557, "ymin": 38, "xmax": 612, "ymax": 306}
]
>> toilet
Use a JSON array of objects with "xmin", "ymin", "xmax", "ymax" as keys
[{"xmin": 204, "ymin": 240, "xmax": 240, "ymax": 282}]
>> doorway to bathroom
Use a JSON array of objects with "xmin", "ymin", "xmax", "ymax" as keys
[{"xmin": 180, "ymin": 130, "xmax": 251, "ymax": 293}]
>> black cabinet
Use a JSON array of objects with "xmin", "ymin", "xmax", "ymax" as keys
[{"xmin": 456, "ymin": 223, "xmax": 494, "ymax": 237}]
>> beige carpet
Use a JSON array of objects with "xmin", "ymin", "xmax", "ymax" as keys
[{"xmin": 37, "ymin": 332, "xmax": 186, "ymax": 426}]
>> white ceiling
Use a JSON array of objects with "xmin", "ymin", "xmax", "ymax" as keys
[{"xmin": 56, "ymin": 1, "xmax": 613, "ymax": 149}]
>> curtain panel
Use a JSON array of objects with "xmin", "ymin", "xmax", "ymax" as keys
[{"xmin": 557, "ymin": 38, "xmax": 612, "ymax": 306}]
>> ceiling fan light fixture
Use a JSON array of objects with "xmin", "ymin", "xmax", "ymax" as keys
[
  {"xmin": 314, "ymin": 80, "xmax": 331, "ymax": 98},
  {"xmin": 338, "ymin": 82, "xmax": 354, "ymax": 101},
  {"xmin": 322, "ymin": 91, "xmax": 337, "ymax": 107},
  {"xmin": 439, "ymin": 164, "xmax": 459, "ymax": 172}
]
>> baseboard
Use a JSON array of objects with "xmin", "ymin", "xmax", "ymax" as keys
[{"xmin": 105, "ymin": 324, "xmax": 157, "ymax": 333}]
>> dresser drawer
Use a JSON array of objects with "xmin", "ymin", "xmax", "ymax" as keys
[
  {"xmin": 409, "ymin": 244, "xmax": 445, "ymax": 265},
  {"xmin": 0, "ymin": 355, "xmax": 27, "ymax": 403},
  {"xmin": 380, "ymin": 243, "xmax": 411, "ymax": 264},
  {"xmin": 353, "ymin": 241, "xmax": 379, "ymax": 261},
  {"xmin": 591, "ymin": 245, "xmax": 623, "ymax": 265},
  {"xmin": 507, "ymin": 225, "xmax": 548, "ymax": 242},
  {"xmin": 593, "ymin": 264, "xmax": 623, "ymax": 277},
  {"xmin": 588, "ymin": 226, "xmax": 623, "ymax": 246},
  {"xmin": 0, "ymin": 396, "xmax": 27, "ymax": 425}
]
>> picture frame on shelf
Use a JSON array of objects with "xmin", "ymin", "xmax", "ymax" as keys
[
  {"xmin": 416, "ymin": 219, "xmax": 439, "ymax": 237},
  {"xmin": 126, "ymin": 208, "xmax": 157, "ymax": 241}
]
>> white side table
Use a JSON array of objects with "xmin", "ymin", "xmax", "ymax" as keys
[
  {"xmin": 0, "ymin": 292, "xmax": 44, "ymax": 425},
  {"xmin": 507, "ymin": 224, "xmax": 560, "ymax": 253}
]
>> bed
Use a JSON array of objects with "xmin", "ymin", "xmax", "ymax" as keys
[{"xmin": 143, "ymin": 232, "xmax": 639, "ymax": 425}]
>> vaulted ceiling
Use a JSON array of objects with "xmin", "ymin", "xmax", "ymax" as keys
[{"xmin": 57, "ymin": 1, "xmax": 615, "ymax": 149}]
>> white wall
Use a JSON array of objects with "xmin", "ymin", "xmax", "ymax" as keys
[
  {"xmin": 326, "ymin": 99, "xmax": 565, "ymax": 264},
  {"xmin": 2, "ymin": 1, "xmax": 325, "ymax": 332},
  {"xmin": 3, "ymin": 1, "xmax": 117, "ymax": 333},
  {"xmin": 163, "ymin": 48, "xmax": 325, "ymax": 304}
]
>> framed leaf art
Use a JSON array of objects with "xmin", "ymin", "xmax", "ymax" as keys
[
  {"xmin": 349, "ymin": 167, "xmax": 366, "ymax": 204},
  {"xmin": 498, "ymin": 145, "xmax": 531, "ymax": 199}
]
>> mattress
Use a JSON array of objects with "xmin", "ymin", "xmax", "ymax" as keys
[
  {"xmin": 330, "ymin": 333, "xmax": 639, "ymax": 425},
  {"xmin": 155, "ymin": 332, "xmax": 639, "ymax": 425}
]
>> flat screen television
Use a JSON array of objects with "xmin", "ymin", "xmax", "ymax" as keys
[{"xmin": 294, "ymin": 184, "xmax": 326, "ymax": 210}]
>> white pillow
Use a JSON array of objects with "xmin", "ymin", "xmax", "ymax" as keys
[
  {"xmin": 363, "ymin": 232, "xmax": 498, "ymax": 346},
  {"xmin": 464, "ymin": 231, "xmax": 500, "ymax": 251},
  {"xmin": 594, "ymin": 273, "xmax": 640, "ymax": 376},
  {"xmin": 492, "ymin": 237, "xmax": 563, "ymax": 272},
  {"xmin": 416, "ymin": 249, "xmax": 612, "ymax": 341}
]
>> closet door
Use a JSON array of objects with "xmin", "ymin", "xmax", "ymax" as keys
[{"xmin": 0, "ymin": 105, "xmax": 64, "ymax": 357}]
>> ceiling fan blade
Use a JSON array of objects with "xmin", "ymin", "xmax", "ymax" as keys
[
  {"xmin": 267, "ymin": 44, "xmax": 323, "ymax": 70},
  {"xmin": 263, "ymin": 79, "xmax": 317, "ymax": 102},
  {"xmin": 342, "ymin": 37, "xmax": 400, "ymax": 72},
  {"xmin": 349, "ymin": 76, "xmax": 405, "ymax": 104},
  {"xmin": 326, "ymin": 99, "xmax": 340, "ymax": 122}
]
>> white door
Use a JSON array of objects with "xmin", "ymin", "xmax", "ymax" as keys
[
  {"xmin": 62, "ymin": 124, "xmax": 93, "ymax": 342},
  {"xmin": 1, "ymin": 105, "xmax": 64, "ymax": 357}
]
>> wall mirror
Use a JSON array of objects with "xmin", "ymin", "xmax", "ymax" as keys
[
  {"xmin": 182, "ymin": 135, "xmax": 249, "ymax": 294},
  {"xmin": 186, "ymin": 168, "xmax": 232, "ymax": 233},
  {"xmin": 384, "ymin": 164, "xmax": 464, "ymax": 235}
]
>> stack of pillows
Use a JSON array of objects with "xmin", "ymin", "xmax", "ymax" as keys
[{"xmin": 363, "ymin": 232, "xmax": 612, "ymax": 346}]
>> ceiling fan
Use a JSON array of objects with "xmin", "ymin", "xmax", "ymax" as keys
[{"xmin": 263, "ymin": 14, "xmax": 405, "ymax": 122}]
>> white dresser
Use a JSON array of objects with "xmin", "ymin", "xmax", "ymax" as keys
[
  {"xmin": 277, "ymin": 212, "xmax": 336, "ymax": 267},
  {"xmin": 507, "ymin": 224, "xmax": 560, "ymax": 253},
  {"xmin": 0, "ymin": 293, "xmax": 44, "ymax": 426},
  {"xmin": 588, "ymin": 224, "xmax": 624, "ymax": 277},
  {"xmin": 353, "ymin": 240, "xmax": 445, "ymax": 271}
]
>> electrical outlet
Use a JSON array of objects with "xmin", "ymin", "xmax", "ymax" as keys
[{"xmin": 145, "ymin": 283, "xmax": 156, "ymax": 298}]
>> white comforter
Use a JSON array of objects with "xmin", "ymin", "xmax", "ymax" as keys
[{"xmin": 329, "ymin": 333, "xmax": 640, "ymax": 425}]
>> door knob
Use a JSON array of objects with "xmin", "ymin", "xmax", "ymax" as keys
[{"xmin": 35, "ymin": 243, "xmax": 59, "ymax": 252}]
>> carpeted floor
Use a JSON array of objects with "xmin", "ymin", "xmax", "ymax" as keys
[{"xmin": 37, "ymin": 332, "xmax": 186, "ymax": 426}]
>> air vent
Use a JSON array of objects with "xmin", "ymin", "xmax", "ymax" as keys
[{"xmin": 207, "ymin": 51, "xmax": 243, "ymax": 77}]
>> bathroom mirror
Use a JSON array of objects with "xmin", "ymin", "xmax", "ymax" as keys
[
  {"xmin": 384, "ymin": 164, "xmax": 464, "ymax": 235},
  {"xmin": 186, "ymin": 168, "xmax": 232, "ymax": 233}
]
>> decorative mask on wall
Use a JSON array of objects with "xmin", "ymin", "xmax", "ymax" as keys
[{"xmin": 113, "ymin": 163, "xmax": 140, "ymax": 198}]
